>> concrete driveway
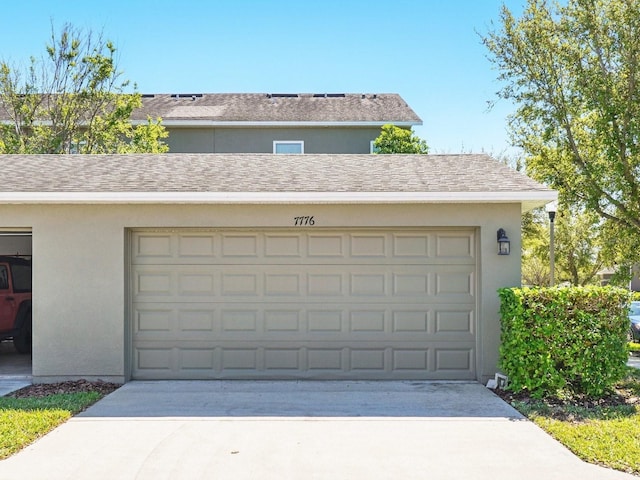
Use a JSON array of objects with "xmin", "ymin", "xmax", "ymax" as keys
[{"xmin": 0, "ymin": 381, "xmax": 635, "ymax": 480}]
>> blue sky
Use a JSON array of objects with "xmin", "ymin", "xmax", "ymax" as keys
[{"xmin": 0, "ymin": 0, "xmax": 525, "ymax": 155}]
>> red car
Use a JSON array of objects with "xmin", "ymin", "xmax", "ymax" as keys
[{"xmin": 0, "ymin": 256, "xmax": 32, "ymax": 353}]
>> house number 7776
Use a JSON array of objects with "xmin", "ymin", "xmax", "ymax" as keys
[{"xmin": 294, "ymin": 216, "xmax": 315, "ymax": 226}]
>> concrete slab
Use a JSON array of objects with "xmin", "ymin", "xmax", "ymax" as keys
[
  {"xmin": 0, "ymin": 341, "xmax": 32, "ymax": 396},
  {"xmin": 79, "ymin": 380, "xmax": 523, "ymax": 418},
  {"xmin": 0, "ymin": 341, "xmax": 31, "ymax": 377},
  {"xmin": 0, "ymin": 379, "xmax": 31, "ymax": 397},
  {"xmin": 0, "ymin": 380, "xmax": 635, "ymax": 480}
]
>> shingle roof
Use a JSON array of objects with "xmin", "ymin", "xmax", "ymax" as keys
[
  {"xmin": 0, "ymin": 153, "xmax": 554, "ymax": 210},
  {"xmin": 134, "ymin": 93, "xmax": 422, "ymax": 124}
]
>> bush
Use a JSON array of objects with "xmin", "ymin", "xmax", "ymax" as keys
[{"xmin": 498, "ymin": 286, "xmax": 630, "ymax": 398}]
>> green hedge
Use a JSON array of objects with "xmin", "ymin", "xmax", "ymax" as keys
[{"xmin": 498, "ymin": 286, "xmax": 630, "ymax": 398}]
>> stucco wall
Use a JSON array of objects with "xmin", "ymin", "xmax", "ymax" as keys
[
  {"xmin": 0, "ymin": 203, "xmax": 521, "ymax": 383},
  {"xmin": 166, "ymin": 127, "xmax": 382, "ymax": 153}
]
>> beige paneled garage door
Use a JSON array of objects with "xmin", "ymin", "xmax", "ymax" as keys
[{"xmin": 130, "ymin": 229, "xmax": 477, "ymax": 380}]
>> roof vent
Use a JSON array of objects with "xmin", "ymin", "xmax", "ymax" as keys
[
  {"xmin": 270, "ymin": 93, "xmax": 299, "ymax": 98},
  {"xmin": 313, "ymin": 93, "xmax": 345, "ymax": 98},
  {"xmin": 141, "ymin": 94, "xmax": 155, "ymax": 98},
  {"xmin": 171, "ymin": 94, "xmax": 203, "ymax": 100}
]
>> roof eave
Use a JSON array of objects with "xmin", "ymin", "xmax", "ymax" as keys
[{"xmin": 0, "ymin": 191, "xmax": 557, "ymax": 209}]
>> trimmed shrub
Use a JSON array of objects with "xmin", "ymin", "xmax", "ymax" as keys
[{"xmin": 498, "ymin": 286, "xmax": 630, "ymax": 398}]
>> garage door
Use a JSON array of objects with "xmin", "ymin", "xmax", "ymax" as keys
[{"xmin": 130, "ymin": 229, "xmax": 477, "ymax": 380}]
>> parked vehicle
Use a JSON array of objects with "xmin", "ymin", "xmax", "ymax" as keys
[
  {"xmin": 0, "ymin": 256, "xmax": 32, "ymax": 353},
  {"xmin": 629, "ymin": 301, "xmax": 640, "ymax": 343}
]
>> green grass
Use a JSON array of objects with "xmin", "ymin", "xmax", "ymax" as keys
[
  {"xmin": 509, "ymin": 368, "xmax": 640, "ymax": 476},
  {"xmin": 0, "ymin": 392, "xmax": 102, "ymax": 459},
  {"xmin": 533, "ymin": 414, "xmax": 640, "ymax": 475}
]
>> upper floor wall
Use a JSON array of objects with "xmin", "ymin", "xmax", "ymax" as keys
[{"xmin": 165, "ymin": 126, "xmax": 384, "ymax": 154}]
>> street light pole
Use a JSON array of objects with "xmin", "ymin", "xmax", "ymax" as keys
[{"xmin": 546, "ymin": 202, "xmax": 557, "ymax": 286}]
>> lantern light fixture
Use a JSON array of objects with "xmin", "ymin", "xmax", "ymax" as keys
[{"xmin": 497, "ymin": 228, "xmax": 510, "ymax": 255}]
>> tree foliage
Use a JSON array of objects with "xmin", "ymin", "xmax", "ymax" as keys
[
  {"xmin": 373, "ymin": 124, "xmax": 429, "ymax": 154},
  {"xmin": 484, "ymin": 0, "xmax": 640, "ymax": 269},
  {"xmin": 0, "ymin": 23, "xmax": 168, "ymax": 154},
  {"xmin": 522, "ymin": 205, "xmax": 604, "ymax": 286}
]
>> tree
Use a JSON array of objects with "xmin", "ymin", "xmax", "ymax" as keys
[
  {"xmin": 522, "ymin": 205, "xmax": 604, "ymax": 286},
  {"xmin": 373, "ymin": 124, "xmax": 429, "ymax": 154},
  {"xmin": 554, "ymin": 209, "xmax": 605, "ymax": 285},
  {"xmin": 483, "ymin": 0, "xmax": 640, "ymax": 271},
  {"xmin": 0, "ymin": 23, "xmax": 168, "ymax": 154}
]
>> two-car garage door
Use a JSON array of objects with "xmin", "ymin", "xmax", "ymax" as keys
[{"xmin": 130, "ymin": 228, "xmax": 477, "ymax": 380}]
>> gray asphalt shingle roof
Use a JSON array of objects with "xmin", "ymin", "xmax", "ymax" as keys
[
  {"xmin": 134, "ymin": 93, "xmax": 422, "ymax": 124},
  {"xmin": 0, "ymin": 93, "xmax": 421, "ymax": 125},
  {"xmin": 0, "ymin": 153, "xmax": 549, "ymax": 195}
]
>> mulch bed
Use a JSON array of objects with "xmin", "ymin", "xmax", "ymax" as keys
[
  {"xmin": 7, "ymin": 379, "xmax": 121, "ymax": 398},
  {"xmin": 493, "ymin": 383, "xmax": 640, "ymax": 422}
]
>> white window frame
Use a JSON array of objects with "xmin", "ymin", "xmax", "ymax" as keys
[
  {"xmin": 273, "ymin": 140, "xmax": 304, "ymax": 154},
  {"xmin": 370, "ymin": 140, "xmax": 380, "ymax": 153}
]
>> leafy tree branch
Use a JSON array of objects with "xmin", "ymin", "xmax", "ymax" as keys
[
  {"xmin": 373, "ymin": 124, "xmax": 429, "ymax": 154},
  {"xmin": 0, "ymin": 23, "xmax": 167, "ymax": 154}
]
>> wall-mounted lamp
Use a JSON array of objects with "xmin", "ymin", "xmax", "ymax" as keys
[{"xmin": 497, "ymin": 228, "xmax": 510, "ymax": 255}]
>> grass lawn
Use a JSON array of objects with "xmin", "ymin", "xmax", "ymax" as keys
[
  {"xmin": 0, "ymin": 391, "xmax": 105, "ymax": 459},
  {"xmin": 504, "ymin": 366, "xmax": 640, "ymax": 476}
]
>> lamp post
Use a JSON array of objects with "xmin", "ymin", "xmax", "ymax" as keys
[{"xmin": 545, "ymin": 202, "xmax": 557, "ymax": 286}]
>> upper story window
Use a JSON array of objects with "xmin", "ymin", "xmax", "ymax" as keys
[{"xmin": 274, "ymin": 141, "xmax": 304, "ymax": 154}]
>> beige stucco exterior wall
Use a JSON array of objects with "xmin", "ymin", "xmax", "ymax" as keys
[
  {"xmin": 0, "ymin": 202, "xmax": 521, "ymax": 384},
  {"xmin": 166, "ymin": 127, "xmax": 382, "ymax": 153}
]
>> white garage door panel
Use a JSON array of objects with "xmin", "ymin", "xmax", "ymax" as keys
[
  {"xmin": 131, "ymin": 229, "xmax": 477, "ymax": 380},
  {"xmin": 132, "ymin": 265, "xmax": 475, "ymax": 302},
  {"xmin": 133, "ymin": 344, "xmax": 476, "ymax": 379},
  {"xmin": 132, "ymin": 231, "xmax": 476, "ymax": 265},
  {"xmin": 133, "ymin": 304, "xmax": 474, "ymax": 339}
]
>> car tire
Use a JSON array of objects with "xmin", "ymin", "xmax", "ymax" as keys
[{"xmin": 13, "ymin": 310, "xmax": 32, "ymax": 354}]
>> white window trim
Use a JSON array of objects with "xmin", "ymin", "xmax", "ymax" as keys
[
  {"xmin": 273, "ymin": 140, "xmax": 304, "ymax": 154},
  {"xmin": 370, "ymin": 140, "xmax": 379, "ymax": 153}
]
